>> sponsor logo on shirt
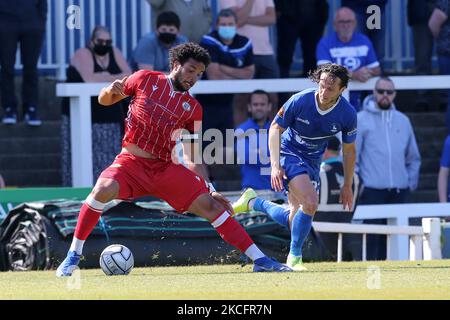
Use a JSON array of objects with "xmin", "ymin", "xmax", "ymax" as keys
[
  {"xmin": 347, "ymin": 128, "xmax": 357, "ymax": 136},
  {"xmin": 296, "ymin": 117, "xmax": 310, "ymax": 125}
]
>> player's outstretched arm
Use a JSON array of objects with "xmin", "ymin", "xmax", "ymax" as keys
[
  {"xmin": 98, "ymin": 76, "xmax": 129, "ymax": 106},
  {"xmin": 340, "ymin": 141, "xmax": 356, "ymax": 211},
  {"xmin": 269, "ymin": 122, "xmax": 285, "ymax": 192}
]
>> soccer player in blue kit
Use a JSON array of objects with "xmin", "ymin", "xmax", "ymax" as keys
[{"xmin": 233, "ymin": 63, "xmax": 357, "ymax": 271}]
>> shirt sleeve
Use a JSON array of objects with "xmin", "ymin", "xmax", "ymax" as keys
[
  {"xmin": 274, "ymin": 94, "xmax": 300, "ymax": 129},
  {"xmin": 364, "ymin": 38, "xmax": 380, "ymax": 69},
  {"xmin": 342, "ymin": 108, "xmax": 358, "ymax": 144},
  {"xmin": 316, "ymin": 37, "xmax": 333, "ymax": 65},
  {"xmin": 123, "ymin": 70, "xmax": 147, "ymax": 96},
  {"xmin": 441, "ymin": 136, "xmax": 450, "ymax": 167},
  {"xmin": 243, "ymin": 39, "xmax": 254, "ymax": 67},
  {"xmin": 405, "ymin": 119, "xmax": 421, "ymax": 190},
  {"xmin": 200, "ymin": 37, "xmax": 220, "ymax": 63}
]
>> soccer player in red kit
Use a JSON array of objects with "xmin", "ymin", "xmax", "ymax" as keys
[{"xmin": 56, "ymin": 43, "xmax": 291, "ymax": 276}]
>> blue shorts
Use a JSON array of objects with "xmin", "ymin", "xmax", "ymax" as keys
[{"xmin": 280, "ymin": 152, "xmax": 320, "ymax": 192}]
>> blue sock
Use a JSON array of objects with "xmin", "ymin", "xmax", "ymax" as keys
[
  {"xmin": 290, "ymin": 210, "xmax": 313, "ymax": 257},
  {"xmin": 253, "ymin": 198, "xmax": 289, "ymax": 228}
]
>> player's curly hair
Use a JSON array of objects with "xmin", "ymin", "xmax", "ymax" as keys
[
  {"xmin": 169, "ymin": 42, "xmax": 211, "ymax": 70},
  {"xmin": 308, "ymin": 63, "xmax": 350, "ymax": 88}
]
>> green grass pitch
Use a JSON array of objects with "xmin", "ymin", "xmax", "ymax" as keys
[{"xmin": 0, "ymin": 260, "xmax": 449, "ymax": 300}]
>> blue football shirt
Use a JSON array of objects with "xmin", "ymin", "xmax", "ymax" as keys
[
  {"xmin": 316, "ymin": 32, "xmax": 379, "ymax": 72},
  {"xmin": 274, "ymin": 88, "xmax": 357, "ymax": 168},
  {"xmin": 235, "ymin": 118, "xmax": 271, "ymax": 190}
]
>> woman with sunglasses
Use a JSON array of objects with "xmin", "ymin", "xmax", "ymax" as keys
[{"xmin": 61, "ymin": 26, "xmax": 132, "ymax": 187}]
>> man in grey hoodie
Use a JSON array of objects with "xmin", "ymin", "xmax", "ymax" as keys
[{"xmin": 356, "ymin": 76, "xmax": 421, "ymax": 260}]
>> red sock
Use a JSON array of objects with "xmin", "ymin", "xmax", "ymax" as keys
[
  {"xmin": 211, "ymin": 211, "xmax": 254, "ymax": 252},
  {"xmin": 74, "ymin": 196, "xmax": 104, "ymax": 240}
]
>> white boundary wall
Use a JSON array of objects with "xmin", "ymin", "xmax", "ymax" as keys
[{"xmin": 57, "ymin": 75, "xmax": 450, "ymax": 187}]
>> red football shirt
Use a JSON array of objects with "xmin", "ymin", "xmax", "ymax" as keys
[{"xmin": 122, "ymin": 70, "xmax": 202, "ymax": 162}]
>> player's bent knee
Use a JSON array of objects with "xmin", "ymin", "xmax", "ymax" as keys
[
  {"xmin": 91, "ymin": 179, "xmax": 119, "ymax": 203},
  {"xmin": 189, "ymin": 193, "xmax": 224, "ymax": 222},
  {"xmin": 203, "ymin": 197, "xmax": 225, "ymax": 221},
  {"xmin": 303, "ymin": 200, "xmax": 318, "ymax": 215}
]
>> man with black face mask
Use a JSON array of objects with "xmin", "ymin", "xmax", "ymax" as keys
[
  {"xmin": 131, "ymin": 11, "xmax": 187, "ymax": 72},
  {"xmin": 356, "ymin": 76, "xmax": 421, "ymax": 261}
]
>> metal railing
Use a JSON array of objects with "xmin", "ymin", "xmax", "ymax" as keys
[
  {"xmin": 313, "ymin": 218, "xmax": 442, "ymax": 262},
  {"xmin": 17, "ymin": 0, "xmax": 151, "ymax": 79},
  {"xmin": 56, "ymin": 75, "xmax": 450, "ymax": 188},
  {"xmin": 13, "ymin": 0, "xmax": 430, "ymax": 77}
]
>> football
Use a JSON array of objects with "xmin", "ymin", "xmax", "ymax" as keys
[{"xmin": 99, "ymin": 244, "xmax": 134, "ymax": 276}]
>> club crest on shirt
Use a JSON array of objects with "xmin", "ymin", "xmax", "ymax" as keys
[
  {"xmin": 182, "ymin": 102, "xmax": 191, "ymax": 111},
  {"xmin": 277, "ymin": 107, "xmax": 285, "ymax": 118},
  {"xmin": 330, "ymin": 123, "xmax": 339, "ymax": 133}
]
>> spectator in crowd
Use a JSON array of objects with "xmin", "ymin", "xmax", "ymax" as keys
[
  {"xmin": 131, "ymin": 11, "xmax": 187, "ymax": 72},
  {"xmin": 429, "ymin": 0, "xmax": 450, "ymax": 133},
  {"xmin": 438, "ymin": 135, "xmax": 450, "ymax": 202},
  {"xmin": 408, "ymin": 0, "xmax": 435, "ymax": 75},
  {"xmin": 197, "ymin": 9, "xmax": 254, "ymax": 136},
  {"xmin": 0, "ymin": 0, "xmax": 47, "ymax": 126},
  {"xmin": 408, "ymin": 0, "xmax": 435, "ymax": 108},
  {"xmin": 219, "ymin": 0, "xmax": 279, "ymax": 125},
  {"xmin": 315, "ymin": 136, "xmax": 361, "ymax": 261},
  {"xmin": 146, "ymin": 0, "xmax": 212, "ymax": 44},
  {"xmin": 317, "ymin": 7, "xmax": 381, "ymax": 111},
  {"xmin": 235, "ymin": 90, "xmax": 272, "ymax": 190},
  {"xmin": 319, "ymin": 137, "xmax": 360, "ymax": 212},
  {"xmin": 274, "ymin": 0, "xmax": 329, "ymax": 78},
  {"xmin": 356, "ymin": 76, "xmax": 421, "ymax": 260},
  {"xmin": 61, "ymin": 26, "xmax": 132, "ymax": 186},
  {"xmin": 341, "ymin": 0, "xmax": 388, "ymax": 68},
  {"xmin": 0, "ymin": 173, "xmax": 5, "ymax": 189}
]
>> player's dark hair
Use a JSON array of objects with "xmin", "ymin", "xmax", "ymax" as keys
[
  {"xmin": 157, "ymin": 11, "xmax": 180, "ymax": 29},
  {"xmin": 169, "ymin": 42, "xmax": 211, "ymax": 70},
  {"xmin": 308, "ymin": 63, "xmax": 350, "ymax": 88},
  {"xmin": 250, "ymin": 89, "xmax": 271, "ymax": 103}
]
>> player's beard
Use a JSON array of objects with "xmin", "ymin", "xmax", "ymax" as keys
[{"xmin": 172, "ymin": 73, "xmax": 188, "ymax": 92}]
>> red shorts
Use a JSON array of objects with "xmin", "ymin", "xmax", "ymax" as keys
[{"xmin": 99, "ymin": 152, "xmax": 209, "ymax": 212}]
